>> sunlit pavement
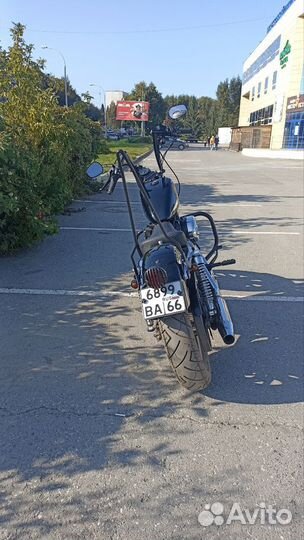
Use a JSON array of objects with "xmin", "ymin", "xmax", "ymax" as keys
[{"xmin": 0, "ymin": 146, "xmax": 303, "ymax": 539}]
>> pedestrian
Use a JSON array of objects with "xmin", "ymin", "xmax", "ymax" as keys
[
  {"xmin": 207, "ymin": 136, "xmax": 211, "ymax": 147},
  {"xmin": 215, "ymin": 135, "xmax": 219, "ymax": 150},
  {"xmin": 210, "ymin": 135, "xmax": 215, "ymax": 150}
]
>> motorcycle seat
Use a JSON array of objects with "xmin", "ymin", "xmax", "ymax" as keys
[{"xmin": 140, "ymin": 221, "xmax": 187, "ymax": 255}]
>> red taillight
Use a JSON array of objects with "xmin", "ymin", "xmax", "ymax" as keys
[
  {"xmin": 145, "ymin": 267, "xmax": 167, "ymax": 289},
  {"xmin": 130, "ymin": 278, "xmax": 139, "ymax": 289}
]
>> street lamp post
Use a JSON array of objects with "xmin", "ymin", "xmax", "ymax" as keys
[
  {"xmin": 42, "ymin": 46, "xmax": 68, "ymax": 107},
  {"xmin": 90, "ymin": 84, "xmax": 107, "ymax": 138}
]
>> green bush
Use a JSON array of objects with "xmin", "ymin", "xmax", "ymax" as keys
[
  {"xmin": 0, "ymin": 24, "xmax": 101, "ymax": 254},
  {"xmin": 127, "ymin": 136, "xmax": 152, "ymax": 144}
]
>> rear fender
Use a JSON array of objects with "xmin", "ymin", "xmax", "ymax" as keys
[
  {"xmin": 142, "ymin": 244, "xmax": 182, "ymax": 283},
  {"xmin": 142, "ymin": 244, "xmax": 190, "ymax": 312}
]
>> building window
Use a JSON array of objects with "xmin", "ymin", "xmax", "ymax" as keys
[
  {"xmin": 283, "ymin": 111, "xmax": 304, "ymax": 149},
  {"xmin": 249, "ymin": 105, "xmax": 274, "ymax": 126},
  {"xmin": 264, "ymin": 77, "xmax": 269, "ymax": 94},
  {"xmin": 257, "ymin": 82, "xmax": 262, "ymax": 98},
  {"xmin": 272, "ymin": 70, "xmax": 278, "ymax": 90},
  {"xmin": 251, "ymin": 86, "xmax": 255, "ymax": 101},
  {"xmin": 242, "ymin": 35, "xmax": 281, "ymax": 84}
]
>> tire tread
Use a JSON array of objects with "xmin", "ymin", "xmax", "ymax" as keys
[{"xmin": 159, "ymin": 313, "xmax": 211, "ymax": 391}]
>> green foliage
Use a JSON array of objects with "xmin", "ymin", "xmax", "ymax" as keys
[
  {"xmin": 96, "ymin": 140, "xmax": 152, "ymax": 172},
  {"xmin": 182, "ymin": 97, "xmax": 203, "ymax": 138},
  {"xmin": 43, "ymin": 74, "xmax": 102, "ymax": 121},
  {"xmin": 216, "ymin": 76, "xmax": 242, "ymax": 127},
  {"xmin": 127, "ymin": 136, "xmax": 152, "ymax": 144},
  {"xmin": 106, "ymin": 101, "xmax": 120, "ymax": 130},
  {"xmin": 163, "ymin": 76, "xmax": 241, "ymax": 138},
  {"xmin": 0, "ymin": 23, "xmax": 101, "ymax": 253},
  {"xmin": 197, "ymin": 97, "xmax": 218, "ymax": 137}
]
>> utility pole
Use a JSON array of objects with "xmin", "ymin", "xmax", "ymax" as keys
[
  {"xmin": 141, "ymin": 89, "xmax": 145, "ymax": 137},
  {"xmin": 42, "ymin": 46, "xmax": 68, "ymax": 107},
  {"xmin": 90, "ymin": 84, "xmax": 107, "ymax": 138}
]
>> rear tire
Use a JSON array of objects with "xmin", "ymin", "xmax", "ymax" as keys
[{"xmin": 159, "ymin": 313, "xmax": 211, "ymax": 391}]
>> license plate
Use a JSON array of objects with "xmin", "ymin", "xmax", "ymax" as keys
[{"xmin": 141, "ymin": 280, "xmax": 186, "ymax": 320}]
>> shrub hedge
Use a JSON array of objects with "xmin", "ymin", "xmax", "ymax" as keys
[{"xmin": 0, "ymin": 24, "xmax": 103, "ymax": 253}]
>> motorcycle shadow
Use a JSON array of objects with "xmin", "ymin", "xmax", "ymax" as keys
[{"xmin": 203, "ymin": 269, "xmax": 303, "ymax": 405}]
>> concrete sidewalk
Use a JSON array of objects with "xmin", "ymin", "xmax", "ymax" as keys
[{"xmin": 242, "ymin": 147, "xmax": 304, "ymax": 159}]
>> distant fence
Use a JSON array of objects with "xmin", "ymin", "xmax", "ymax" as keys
[{"xmin": 230, "ymin": 125, "xmax": 272, "ymax": 151}]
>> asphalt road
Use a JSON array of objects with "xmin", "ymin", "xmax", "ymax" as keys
[{"xmin": 0, "ymin": 146, "xmax": 303, "ymax": 540}]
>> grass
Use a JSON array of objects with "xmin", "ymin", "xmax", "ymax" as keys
[{"xmin": 96, "ymin": 140, "xmax": 152, "ymax": 172}]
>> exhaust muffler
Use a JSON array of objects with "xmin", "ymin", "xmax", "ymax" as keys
[{"xmin": 216, "ymin": 296, "xmax": 235, "ymax": 345}]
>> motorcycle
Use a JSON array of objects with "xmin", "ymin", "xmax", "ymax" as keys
[{"xmin": 86, "ymin": 104, "xmax": 236, "ymax": 392}]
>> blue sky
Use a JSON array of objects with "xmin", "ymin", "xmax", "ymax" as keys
[{"xmin": 1, "ymin": 0, "xmax": 286, "ymax": 104}]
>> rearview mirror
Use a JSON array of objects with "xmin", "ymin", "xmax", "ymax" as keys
[
  {"xmin": 168, "ymin": 104, "xmax": 187, "ymax": 120},
  {"xmin": 86, "ymin": 162, "xmax": 104, "ymax": 179}
]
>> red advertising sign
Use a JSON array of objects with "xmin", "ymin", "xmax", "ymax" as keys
[{"xmin": 116, "ymin": 101, "xmax": 150, "ymax": 122}]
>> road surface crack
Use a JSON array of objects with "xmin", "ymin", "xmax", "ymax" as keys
[{"xmin": 0, "ymin": 406, "xmax": 302, "ymax": 430}]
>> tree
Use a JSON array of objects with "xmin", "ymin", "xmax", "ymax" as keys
[
  {"xmin": 228, "ymin": 76, "xmax": 242, "ymax": 127},
  {"xmin": 43, "ymin": 74, "xmax": 102, "ymax": 121},
  {"xmin": 198, "ymin": 96, "xmax": 219, "ymax": 138},
  {"xmin": 106, "ymin": 101, "xmax": 120, "ymax": 130},
  {"xmin": 176, "ymin": 96, "xmax": 200, "ymax": 137},
  {"xmin": 216, "ymin": 79, "xmax": 231, "ymax": 127},
  {"xmin": 0, "ymin": 23, "xmax": 101, "ymax": 252},
  {"xmin": 216, "ymin": 76, "xmax": 242, "ymax": 127},
  {"xmin": 45, "ymin": 74, "xmax": 81, "ymax": 107}
]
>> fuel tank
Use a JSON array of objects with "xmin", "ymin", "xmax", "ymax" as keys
[{"xmin": 140, "ymin": 175, "xmax": 179, "ymax": 223}]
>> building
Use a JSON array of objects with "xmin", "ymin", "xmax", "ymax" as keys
[
  {"xmin": 105, "ymin": 90, "xmax": 127, "ymax": 109},
  {"xmin": 238, "ymin": 0, "xmax": 304, "ymax": 150}
]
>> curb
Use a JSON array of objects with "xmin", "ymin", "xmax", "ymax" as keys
[
  {"xmin": 97, "ymin": 147, "xmax": 153, "ymax": 185},
  {"xmin": 134, "ymin": 148, "xmax": 153, "ymax": 164},
  {"xmin": 241, "ymin": 148, "xmax": 304, "ymax": 160}
]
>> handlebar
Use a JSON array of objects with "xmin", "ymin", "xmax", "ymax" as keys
[
  {"xmin": 151, "ymin": 124, "xmax": 172, "ymax": 173},
  {"xmin": 103, "ymin": 123, "xmax": 177, "ymax": 196},
  {"xmin": 99, "ymin": 166, "xmax": 121, "ymax": 195},
  {"xmin": 104, "ymin": 164, "xmax": 155, "ymax": 196}
]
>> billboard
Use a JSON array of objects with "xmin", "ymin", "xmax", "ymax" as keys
[
  {"xmin": 116, "ymin": 101, "xmax": 150, "ymax": 122},
  {"xmin": 286, "ymin": 95, "xmax": 304, "ymax": 113}
]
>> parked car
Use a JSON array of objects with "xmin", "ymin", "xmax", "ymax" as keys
[
  {"xmin": 106, "ymin": 132, "xmax": 120, "ymax": 141},
  {"xmin": 159, "ymin": 137, "xmax": 188, "ymax": 150},
  {"xmin": 185, "ymin": 135, "xmax": 199, "ymax": 143}
]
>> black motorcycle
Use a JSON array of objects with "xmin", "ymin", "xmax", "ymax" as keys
[{"xmin": 87, "ymin": 104, "xmax": 236, "ymax": 392}]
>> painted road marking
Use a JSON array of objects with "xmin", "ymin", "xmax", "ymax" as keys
[
  {"xmin": 60, "ymin": 226, "xmax": 301, "ymax": 236},
  {"xmin": 223, "ymin": 294, "xmax": 303, "ymax": 302},
  {"xmin": 60, "ymin": 227, "xmax": 132, "ymax": 232},
  {"xmin": 73, "ymin": 199, "xmax": 263, "ymax": 208},
  {"xmin": 73, "ymin": 199, "xmax": 142, "ymax": 205},
  {"xmin": 182, "ymin": 204, "xmax": 263, "ymax": 207},
  {"xmin": 231, "ymin": 231, "xmax": 301, "ymax": 235},
  {"xmin": 0, "ymin": 288, "xmax": 303, "ymax": 303},
  {"xmin": 0, "ymin": 288, "xmax": 137, "ymax": 298}
]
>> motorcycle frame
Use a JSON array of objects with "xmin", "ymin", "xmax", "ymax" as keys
[
  {"xmin": 115, "ymin": 146, "xmax": 220, "ymax": 281},
  {"xmin": 116, "ymin": 150, "xmax": 187, "ymax": 268}
]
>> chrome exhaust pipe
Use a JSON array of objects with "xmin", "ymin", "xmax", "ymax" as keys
[{"xmin": 216, "ymin": 296, "xmax": 235, "ymax": 345}]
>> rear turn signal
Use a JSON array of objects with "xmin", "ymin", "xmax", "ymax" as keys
[
  {"xmin": 130, "ymin": 279, "xmax": 139, "ymax": 289},
  {"xmin": 145, "ymin": 267, "xmax": 168, "ymax": 289}
]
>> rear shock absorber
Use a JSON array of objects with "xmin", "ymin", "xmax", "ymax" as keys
[{"xmin": 194, "ymin": 256, "xmax": 216, "ymax": 320}]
